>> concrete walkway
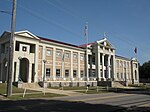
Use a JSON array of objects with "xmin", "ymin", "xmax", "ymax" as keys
[{"xmin": 25, "ymin": 87, "xmax": 84, "ymax": 96}]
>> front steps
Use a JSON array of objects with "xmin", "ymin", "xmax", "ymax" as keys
[
  {"xmin": 14, "ymin": 81, "xmax": 126, "ymax": 88},
  {"xmin": 112, "ymin": 81, "xmax": 126, "ymax": 88},
  {"xmin": 14, "ymin": 82, "xmax": 41, "ymax": 89}
]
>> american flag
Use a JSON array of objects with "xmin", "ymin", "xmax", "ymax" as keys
[{"xmin": 134, "ymin": 47, "xmax": 137, "ymax": 54}]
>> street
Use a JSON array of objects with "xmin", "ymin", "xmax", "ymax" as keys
[{"xmin": 0, "ymin": 92, "xmax": 149, "ymax": 112}]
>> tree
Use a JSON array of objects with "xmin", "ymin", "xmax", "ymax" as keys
[{"xmin": 139, "ymin": 61, "xmax": 150, "ymax": 82}]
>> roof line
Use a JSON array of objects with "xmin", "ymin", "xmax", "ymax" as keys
[
  {"xmin": 115, "ymin": 55, "xmax": 131, "ymax": 60},
  {"xmin": 38, "ymin": 36, "xmax": 81, "ymax": 48}
]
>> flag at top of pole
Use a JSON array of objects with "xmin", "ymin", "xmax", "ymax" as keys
[
  {"xmin": 134, "ymin": 47, "xmax": 138, "ymax": 60},
  {"xmin": 134, "ymin": 47, "xmax": 137, "ymax": 54}
]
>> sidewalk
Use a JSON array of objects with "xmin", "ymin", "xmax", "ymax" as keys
[{"xmin": 25, "ymin": 87, "xmax": 84, "ymax": 96}]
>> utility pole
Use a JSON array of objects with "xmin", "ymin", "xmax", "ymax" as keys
[{"xmin": 7, "ymin": 0, "xmax": 17, "ymax": 97}]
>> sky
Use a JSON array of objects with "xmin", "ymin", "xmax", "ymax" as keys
[{"xmin": 0, "ymin": 0, "xmax": 150, "ymax": 65}]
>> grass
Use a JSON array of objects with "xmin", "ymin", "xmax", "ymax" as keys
[
  {"xmin": 49, "ymin": 86, "xmax": 110, "ymax": 94},
  {"xmin": 128, "ymin": 83, "xmax": 150, "ymax": 90},
  {"xmin": 0, "ymin": 83, "xmax": 36, "ymax": 95},
  {"xmin": 8, "ymin": 93, "xmax": 65, "ymax": 100},
  {"xmin": 49, "ymin": 86, "xmax": 107, "ymax": 90},
  {"xmin": 0, "ymin": 83, "xmax": 65, "ymax": 100},
  {"xmin": 49, "ymin": 85, "xmax": 150, "ymax": 94}
]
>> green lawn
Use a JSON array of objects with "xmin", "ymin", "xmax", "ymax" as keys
[
  {"xmin": 8, "ymin": 93, "xmax": 65, "ymax": 100},
  {"xmin": 49, "ymin": 86, "xmax": 110, "ymax": 94},
  {"xmin": 49, "ymin": 86, "xmax": 107, "ymax": 90},
  {"xmin": 128, "ymin": 83, "xmax": 150, "ymax": 90},
  {"xmin": 0, "ymin": 83, "xmax": 65, "ymax": 100},
  {"xmin": 0, "ymin": 83, "xmax": 36, "ymax": 95}
]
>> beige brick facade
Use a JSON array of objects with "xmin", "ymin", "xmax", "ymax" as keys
[{"xmin": 0, "ymin": 31, "xmax": 139, "ymax": 86}]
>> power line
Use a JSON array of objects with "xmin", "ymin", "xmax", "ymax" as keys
[
  {"xmin": 6, "ymin": 0, "xmax": 87, "ymax": 45},
  {"xmin": 107, "ymin": 32, "xmax": 150, "ymax": 62},
  {"xmin": 43, "ymin": 0, "xmax": 87, "ymax": 44},
  {"xmin": 17, "ymin": 3, "xmax": 81, "ymax": 38},
  {"xmin": 44, "ymin": 0, "xmax": 85, "ymax": 21}
]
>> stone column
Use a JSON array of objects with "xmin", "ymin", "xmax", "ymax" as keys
[
  {"xmin": 42, "ymin": 46, "xmax": 46, "ymax": 80},
  {"xmin": 124, "ymin": 62, "xmax": 128, "ymax": 80},
  {"xmin": 136, "ymin": 63, "xmax": 139, "ymax": 84},
  {"xmin": 62, "ymin": 49, "xmax": 64, "ymax": 80},
  {"xmin": 15, "ymin": 61, "xmax": 19, "ymax": 82},
  {"xmin": 112, "ymin": 55, "xmax": 116, "ymax": 81},
  {"xmin": 34, "ymin": 44, "xmax": 39, "ymax": 82},
  {"xmin": 28, "ymin": 62, "xmax": 32, "ymax": 83},
  {"xmin": 70, "ymin": 51, "xmax": 73, "ymax": 80},
  {"xmin": 102, "ymin": 54, "xmax": 105, "ymax": 80},
  {"xmin": 77, "ymin": 52, "xmax": 80, "ymax": 80},
  {"xmin": 85, "ymin": 49, "xmax": 89, "ymax": 81},
  {"xmin": 90, "ymin": 55, "xmax": 92, "ymax": 79},
  {"xmin": 96, "ymin": 52, "xmax": 100, "ymax": 80},
  {"xmin": 52, "ymin": 47, "xmax": 56, "ymax": 80},
  {"xmin": 108, "ymin": 55, "xmax": 111, "ymax": 79}
]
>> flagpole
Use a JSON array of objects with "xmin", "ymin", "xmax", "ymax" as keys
[
  {"xmin": 85, "ymin": 22, "xmax": 89, "ymax": 83},
  {"xmin": 86, "ymin": 22, "xmax": 88, "ymax": 48}
]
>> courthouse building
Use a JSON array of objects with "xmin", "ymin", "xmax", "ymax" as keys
[{"xmin": 0, "ymin": 30, "xmax": 139, "ymax": 87}]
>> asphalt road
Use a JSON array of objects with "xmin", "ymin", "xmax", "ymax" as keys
[
  {"xmin": 55, "ymin": 93, "xmax": 150, "ymax": 107},
  {"xmin": 0, "ymin": 92, "xmax": 150, "ymax": 112}
]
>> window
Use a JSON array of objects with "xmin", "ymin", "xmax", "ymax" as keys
[
  {"xmin": 46, "ymin": 50, "xmax": 51, "ymax": 56},
  {"xmin": 65, "ymin": 53, "xmax": 69, "ymax": 58},
  {"xmin": 46, "ymin": 68, "xmax": 50, "ymax": 78},
  {"xmin": 73, "ymin": 53, "xmax": 77, "ymax": 59},
  {"xmin": 124, "ymin": 73, "xmax": 126, "ymax": 79},
  {"xmin": 89, "ymin": 69, "xmax": 96, "ymax": 77},
  {"xmin": 124, "ymin": 62, "xmax": 126, "ymax": 68},
  {"xmin": 128, "ymin": 73, "xmax": 130, "ymax": 80},
  {"xmin": 80, "ymin": 55, "xmax": 84, "ymax": 61},
  {"xmin": 22, "ymin": 46, "xmax": 27, "ymax": 52},
  {"xmin": 117, "ymin": 73, "xmax": 119, "ymax": 79},
  {"xmin": 80, "ymin": 70, "xmax": 84, "ymax": 77},
  {"xmin": 56, "ymin": 69, "xmax": 60, "ymax": 77},
  {"xmin": 92, "ymin": 69, "xmax": 96, "ymax": 77},
  {"xmin": 56, "ymin": 50, "xmax": 61, "ymax": 57},
  {"xmin": 73, "ymin": 70, "xmax": 77, "ymax": 77},
  {"xmin": 135, "ymin": 64, "xmax": 137, "ymax": 68},
  {"xmin": 6, "ymin": 46, "xmax": 9, "ymax": 53},
  {"xmin": 105, "ymin": 48, "xmax": 109, "ymax": 51},
  {"xmin": 116, "ymin": 60, "xmax": 119, "ymax": 68},
  {"xmin": 121, "ymin": 73, "xmax": 123, "ymax": 79},
  {"xmin": 126, "ymin": 62, "xmax": 129, "ymax": 69},
  {"xmin": 88, "ymin": 55, "xmax": 90, "ymax": 64},
  {"xmin": 92, "ymin": 56, "xmax": 95, "ymax": 65},
  {"xmin": 65, "ymin": 70, "xmax": 69, "ymax": 77}
]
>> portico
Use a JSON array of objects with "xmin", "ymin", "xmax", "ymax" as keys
[{"xmin": 86, "ymin": 38, "xmax": 115, "ymax": 82}]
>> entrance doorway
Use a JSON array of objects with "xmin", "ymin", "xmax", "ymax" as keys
[{"xmin": 19, "ymin": 58, "xmax": 29, "ymax": 82}]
